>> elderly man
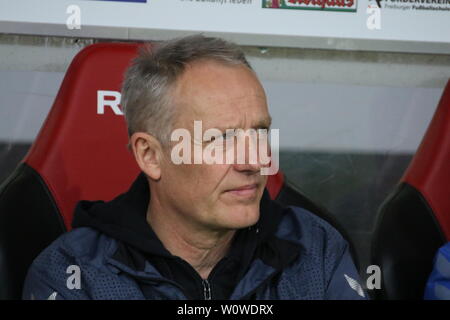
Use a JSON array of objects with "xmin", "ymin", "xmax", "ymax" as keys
[{"xmin": 23, "ymin": 35, "xmax": 365, "ymax": 300}]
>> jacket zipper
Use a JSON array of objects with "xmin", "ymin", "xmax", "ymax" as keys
[
  {"xmin": 202, "ymin": 279, "xmax": 212, "ymax": 300},
  {"xmin": 132, "ymin": 274, "xmax": 190, "ymax": 299}
]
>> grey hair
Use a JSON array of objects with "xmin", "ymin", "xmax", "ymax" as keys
[{"xmin": 121, "ymin": 34, "xmax": 253, "ymax": 146}]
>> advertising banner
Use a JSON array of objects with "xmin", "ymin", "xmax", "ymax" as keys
[{"xmin": 0, "ymin": 0, "xmax": 449, "ymax": 53}]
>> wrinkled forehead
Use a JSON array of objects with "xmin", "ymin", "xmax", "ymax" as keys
[{"xmin": 170, "ymin": 60, "xmax": 270, "ymax": 130}]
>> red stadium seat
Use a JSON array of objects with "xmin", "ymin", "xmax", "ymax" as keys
[
  {"xmin": 371, "ymin": 80, "xmax": 450, "ymax": 300},
  {"xmin": 0, "ymin": 43, "xmax": 350, "ymax": 300}
]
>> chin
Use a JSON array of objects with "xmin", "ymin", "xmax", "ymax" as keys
[{"xmin": 223, "ymin": 205, "xmax": 260, "ymax": 229}]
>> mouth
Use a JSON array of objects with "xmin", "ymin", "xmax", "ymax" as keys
[{"xmin": 225, "ymin": 184, "xmax": 259, "ymax": 198}]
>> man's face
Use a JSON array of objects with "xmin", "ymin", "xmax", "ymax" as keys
[{"xmin": 158, "ymin": 59, "xmax": 271, "ymax": 232}]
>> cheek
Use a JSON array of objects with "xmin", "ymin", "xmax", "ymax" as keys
[
  {"xmin": 192, "ymin": 164, "xmax": 231, "ymax": 198},
  {"xmin": 161, "ymin": 160, "xmax": 193, "ymax": 195},
  {"xmin": 164, "ymin": 162, "xmax": 230, "ymax": 200},
  {"xmin": 261, "ymin": 175, "xmax": 269, "ymax": 189}
]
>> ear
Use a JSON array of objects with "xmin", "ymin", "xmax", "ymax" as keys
[{"xmin": 130, "ymin": 132, "xmax": 162, "ymax": 181}]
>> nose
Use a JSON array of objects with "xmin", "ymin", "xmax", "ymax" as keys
[
  {"xmin": 231, "ymin": 130, "xmax": 269, "ymax": 174},
  {"xmin": 233, "ymin": 161, "xmax": 263, "ymax": 174}
]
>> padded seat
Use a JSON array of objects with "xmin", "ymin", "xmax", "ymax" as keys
[{"xmin": 371, "ymin": 80, "xmax": 450, "ymax": 300}]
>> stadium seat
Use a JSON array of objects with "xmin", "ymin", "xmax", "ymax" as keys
[
  {"xmin": 371, "ymin": 80, "xmax": 450, "ymax": 300},
  {"xmin": 0, "ymin": 43, "xmax": 352, "ymax": 300}
]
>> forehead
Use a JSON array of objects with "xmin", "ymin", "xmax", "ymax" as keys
[{"xmin": 172, "ymin": 60, "xmax": 270, "ymax": 128}]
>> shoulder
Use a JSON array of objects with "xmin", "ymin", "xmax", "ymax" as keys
[
  {"xmin": 33, "ymin": 226, "xmax": 115, "ymax": 267},
  {"xmin": 23, "ymin": 227, "xmax": 116, "ymax": 299},
  {"xmin": 276, "ymin": 205, "xmax": 348, "ymax": 255},
  {"xmin": 273, "ymin": 206, "xmax": 364, "ymax": 299},
  {"xmin": 275, "ymin": 206, "xmax": 351, "ymax": 280}
]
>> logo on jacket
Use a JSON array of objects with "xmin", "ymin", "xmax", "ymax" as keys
[
  {"xmin": 30, "ymin": 292, "xmax": 58, "ymax": 300},
  {"xmin": 47, "ymin": 292, "xmax": 58, "ymax": 300},
  {"xmin": 344, "ymin": 274, "xmax": 365, "ymax": 298}
]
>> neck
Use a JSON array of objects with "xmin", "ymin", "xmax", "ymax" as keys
[{"xmin": 146, "ymin": 195, "xmax": 235, "ymax": 279}]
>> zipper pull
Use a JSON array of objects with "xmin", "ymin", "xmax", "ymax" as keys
[{"xmin": 202, "ymin": 279, "xmax": 212, "ymax": 300}]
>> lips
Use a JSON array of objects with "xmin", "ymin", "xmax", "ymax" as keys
[{"xmin": 226, "ymin": 184, "xmax": 259, "ymax": 197}]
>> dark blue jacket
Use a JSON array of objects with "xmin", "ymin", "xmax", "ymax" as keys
[{"xmin": 22, "ymin": 174, "xmax": 366, "ymax": 300}]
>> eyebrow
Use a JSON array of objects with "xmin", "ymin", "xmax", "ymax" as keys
[{"xmin": 214, "ymin": 116, "xmax": 273, "ymax": 132}]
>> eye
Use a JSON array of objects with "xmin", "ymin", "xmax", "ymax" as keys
[
  {"xmin": 224, "ymin": 131, "xmax": 239, "ymax": 141},
  {"xmin": 208, "ymin": 134, "xmax": 220, "ymax": 142},
  {"xmin": 206, "ymin": 133, "xmax": 224, "ymax": 144},
  {"xmin": 208, "ymin": 132, "xmax": 235, "ymax": 146}
]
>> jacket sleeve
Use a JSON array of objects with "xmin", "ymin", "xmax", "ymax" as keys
[
  {"xmin": 325, "ymin": 241, "xmax": 367, "ymax": 300},
  {"xmin": 22, "ymin": 263, "xmax": 66, "ymax": 300},
  {"xmin": 424, "ymin": 242, "xmax": 450, "ymax": 300},
  {"xmin": 22, "ymin": 244, "xmax": 90, "ymax": 300}
]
